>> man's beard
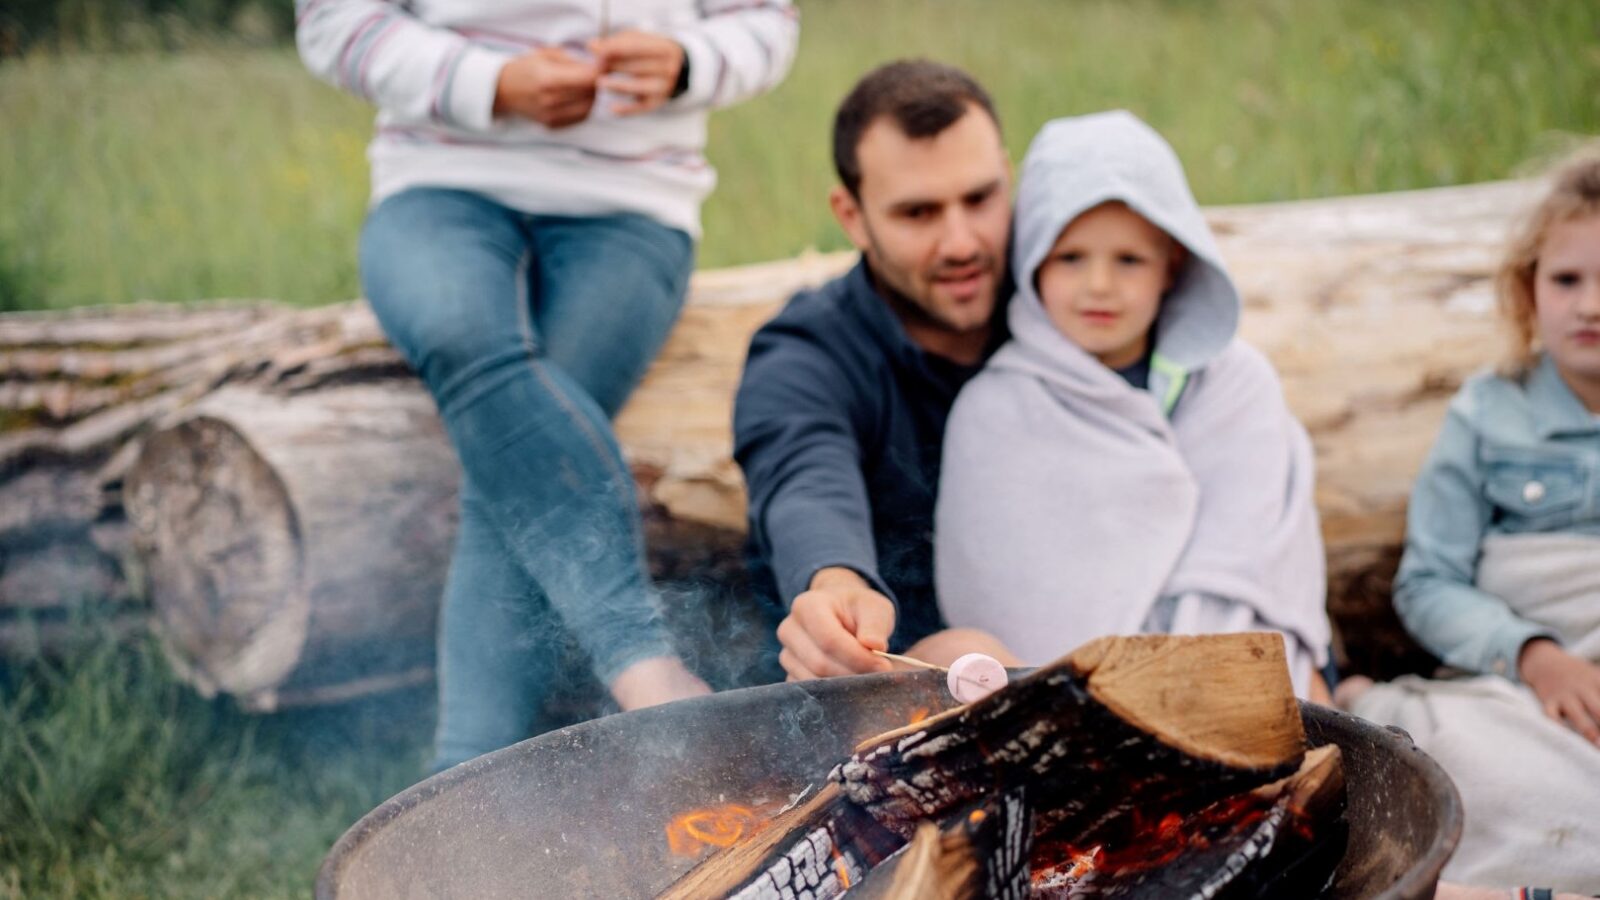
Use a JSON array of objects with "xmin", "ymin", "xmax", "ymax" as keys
[
  {"xmin": 859, "ymin": 228, "xmax": 997, "ymax": 337},
  {"xmin": 874, "ymin": 268, "xmax": 980, "ymax": 335}
]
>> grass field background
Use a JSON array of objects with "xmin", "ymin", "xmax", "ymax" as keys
[
  {"xmin": 2, "ymin": 0, "xmax": 1597, "ymax": 310},
  {"xmin": 2, "ymin": 0, "xmax": 1599, "ymax": 896}
]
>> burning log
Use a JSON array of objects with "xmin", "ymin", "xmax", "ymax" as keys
[
  {"xmin": 1032, "ymin": 745, "xmax": 1347, "ymax": 898},
  {"xmin": 659, "ymin": 634, "xmax": 1332, "ymax": 900},
  {"xmin": 876, "ymin": 791, "xmax": 1035, "ymax": 900}
]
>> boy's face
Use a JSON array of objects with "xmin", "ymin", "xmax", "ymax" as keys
[
  {"xmin": 1035, "ymin": 202, "xmax": 1180, "ymax": 370},
  {"xmin": 1534, "ymin": 214, "xmax": 1600, "ymax": 400}
]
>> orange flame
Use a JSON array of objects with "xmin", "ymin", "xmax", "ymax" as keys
[
  {"xmin": 908, "ymin": 707, "xmax": 931, "ymax": 725},
  {"xmin": 831, "ymin": 844, "xmax": 852, "ymax": 888},
  {"xmin": 665, "ymin": 804, "xmax": 760, "ymax": 857}
]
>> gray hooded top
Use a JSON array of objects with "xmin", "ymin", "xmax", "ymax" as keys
[{"xmin": 934, "ymin": 111, "xmax": 1330, "ymax": 694}]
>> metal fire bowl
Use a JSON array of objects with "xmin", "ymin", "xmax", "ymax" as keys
[{"xmin": 317, "ymin": 672, "xmax": 1461, "ymax": 900}]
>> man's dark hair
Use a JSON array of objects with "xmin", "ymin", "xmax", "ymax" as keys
[{"xmin": 832, "ymin": 59, "xmax": 1001, "ymax": 198}]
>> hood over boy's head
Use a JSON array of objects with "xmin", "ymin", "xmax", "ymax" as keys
[{"xmin": 1011, "ymin": 110, "xmax": 1240, "ymax": 375}]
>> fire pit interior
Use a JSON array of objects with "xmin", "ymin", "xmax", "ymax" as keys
[{"xmin": 318, "ymin": 639, "xmax": 1460, "ymax": 900}]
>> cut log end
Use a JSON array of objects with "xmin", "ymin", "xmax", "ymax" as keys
[
  {"xmin": 125, "ymin": 415, "xmax": 308, "ymax": 698},
  {"xmin": 1069, "ymin": 633, "xmax": 1306, "ymax": 772}
]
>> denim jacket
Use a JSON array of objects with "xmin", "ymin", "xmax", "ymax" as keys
[{"xmin": 1394, "ymin": 355, "xmax": 1600, "ymax": 679}]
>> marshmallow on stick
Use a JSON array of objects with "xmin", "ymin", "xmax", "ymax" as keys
[{"xmin": 873, "ymin": 650, "xmax": 1009, "ymax": 703}]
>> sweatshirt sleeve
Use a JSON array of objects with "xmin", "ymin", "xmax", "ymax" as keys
[
  {"xmin": 733, "ymin": 318, "xmax": 890, "ymax": 609},
  {"xmin": 294, "ymin": 0, "xmax": 512, "ymax": 132},
  {"xmin": 1393, "ymin": 400, "xmax": 1556, "ymax": 679},
  {"xmin": 669, "ymin": 0, "xmax": 799, "ymax": 111}
]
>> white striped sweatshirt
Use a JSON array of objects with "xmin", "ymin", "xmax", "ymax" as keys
[{"xmin": 295, "ymin": 0, "xmax": 798, "ymax": 236}]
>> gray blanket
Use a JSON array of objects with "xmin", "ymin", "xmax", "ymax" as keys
[
  {"xmin": 1351, "ymin": 532, "xmax": 1600, "ymax": 891},
  {"xmin": 935, "ymin": 111, "xmax": 1329, "ymax": 693}
]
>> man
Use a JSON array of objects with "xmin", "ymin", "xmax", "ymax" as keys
[{"xmin": 733, "ymin": 60, "xmax": 1017, "ymax": 681}]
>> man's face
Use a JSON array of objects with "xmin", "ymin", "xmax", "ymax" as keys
[{"xmin": 830, "ymin": 108, "xmax": 1012, "ymax": 343}]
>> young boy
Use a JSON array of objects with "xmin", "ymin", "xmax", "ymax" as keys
[{"xmin": 934, "ymin": 111, "xmax": 1331, "ymax": 698}]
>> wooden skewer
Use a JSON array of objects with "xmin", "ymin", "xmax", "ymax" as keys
[{"xmin": 874, "ymin": 650, "xmax": 948, "ymax": 672}]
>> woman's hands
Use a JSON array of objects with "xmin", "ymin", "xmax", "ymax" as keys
[
  {"xmin": 1519, "ymin": 638, "xmax": 1600, "ymax": 745},
  {"xmin": 492, "ymin": 47, "xmax": 602, "ymax": 128},
  {"xmin": 589, "ymin": 31, "xmax": 686, "ymax": 116},
  {"xmin": 491, "ymin": 31, "xmax": 685, "ymax": 128}
]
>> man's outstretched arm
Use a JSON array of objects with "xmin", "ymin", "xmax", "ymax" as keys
[{"xmin": 734, "ymin": 322, "xmax": 893, "ymax": 678}]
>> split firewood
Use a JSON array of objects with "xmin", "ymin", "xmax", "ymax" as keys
[{"xmin": 659, "ymin": 633, "xmax": 1308, "ymax": 899}]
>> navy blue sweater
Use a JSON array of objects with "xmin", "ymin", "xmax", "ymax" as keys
[{"xmin": 732, "ymin": 260, "xmax": 992, "ymax": 651}]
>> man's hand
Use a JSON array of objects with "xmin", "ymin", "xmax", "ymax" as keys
[
  {"xmin": 777, "ymin": 567, "xmax": 896, "ymax": 680},
  {"xmin": 588, "ymin": 30, "xmax": 685, "ymax": 116},
  {"xmin": 1519, "ymin": 638, "xmax": 1600, "ymax": 745},
  {"xmin": 492, "ymin": 47, "xmax": 600, "ymax": 128}
]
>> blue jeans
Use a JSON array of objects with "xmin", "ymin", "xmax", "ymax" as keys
[{"xmin": 360, "ymin": 188, "xmax": 693, "ymax": 771}]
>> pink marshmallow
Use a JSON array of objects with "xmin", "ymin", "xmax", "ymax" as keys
[{"xmin": 946, "ymin": 652, "xmax": 1008, "ymax": 703}]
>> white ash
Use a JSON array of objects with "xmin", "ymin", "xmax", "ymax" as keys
[
  {"xmin": 894, "ymin": 730, "xmax": 928, "ymax": 753},
  {"xmin": 728, "ymin": 826, "xmax": 857, "ymax": 900},
  {"xmin": 777, "ymin": 784, "xmax": 814, "ymax": 815},
  {"xmin": 988, "ymin": 720, "xmax": 1051, "ymax": 764},
  {"xmin": 900, "ymin": 732, "xmax": 962, "ymax": 760}
]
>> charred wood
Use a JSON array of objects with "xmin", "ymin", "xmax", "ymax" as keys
[
  {"xmin": 872, "ymin": 791, "xmax": 1034, "ymax": 900},
  {"xmin": 1033, "ymin": 745, "xmax": 1347, "ymax": 899},
  {"xmin": 834, "ymin": 636, "xmax": 1304, "ymax": 841}
]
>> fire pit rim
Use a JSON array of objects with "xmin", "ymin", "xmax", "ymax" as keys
[{"xmin": 316, "ymin": 675, "xmax": 1464, "ymax": 900}]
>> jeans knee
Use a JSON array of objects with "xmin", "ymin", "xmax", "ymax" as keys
[{"xmin": 358, "ymin": 189, "xmax": 527, "ymax": 392}]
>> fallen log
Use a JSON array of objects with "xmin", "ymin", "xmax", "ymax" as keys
[
  {"xmin": 0, "ymin": 179, "xmax": 1539, "ymax": 701},
  {"xmin": 122, "ymin": 382, "xmax": 456, "ymax": 709}
]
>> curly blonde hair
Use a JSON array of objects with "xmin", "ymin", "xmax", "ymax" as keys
[{"xmin": 1497, "ymin": 151, "xmax": 1600, "ymax": 373}]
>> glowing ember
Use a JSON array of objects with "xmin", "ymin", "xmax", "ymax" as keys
[
  {"xmin": 1028, "ymin": 786, "xmax": 1334, "ymax": 897},
  {"xmin": 907, "ymin": 707, "xmax": 931, "ymax": 725}
]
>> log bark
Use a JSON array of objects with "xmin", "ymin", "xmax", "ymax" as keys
[{"xmin": 0, "ymin": 180, "xmax": 1539, "ymax": 698}]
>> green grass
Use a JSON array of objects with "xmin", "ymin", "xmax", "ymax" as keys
[
  {"xmin": 0, "ymin": 620, "xmax": 430, "ymax": 899},
  {"xmin": 1, "ymin": 0, "xmax": 1597, "ymax": 309}
]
